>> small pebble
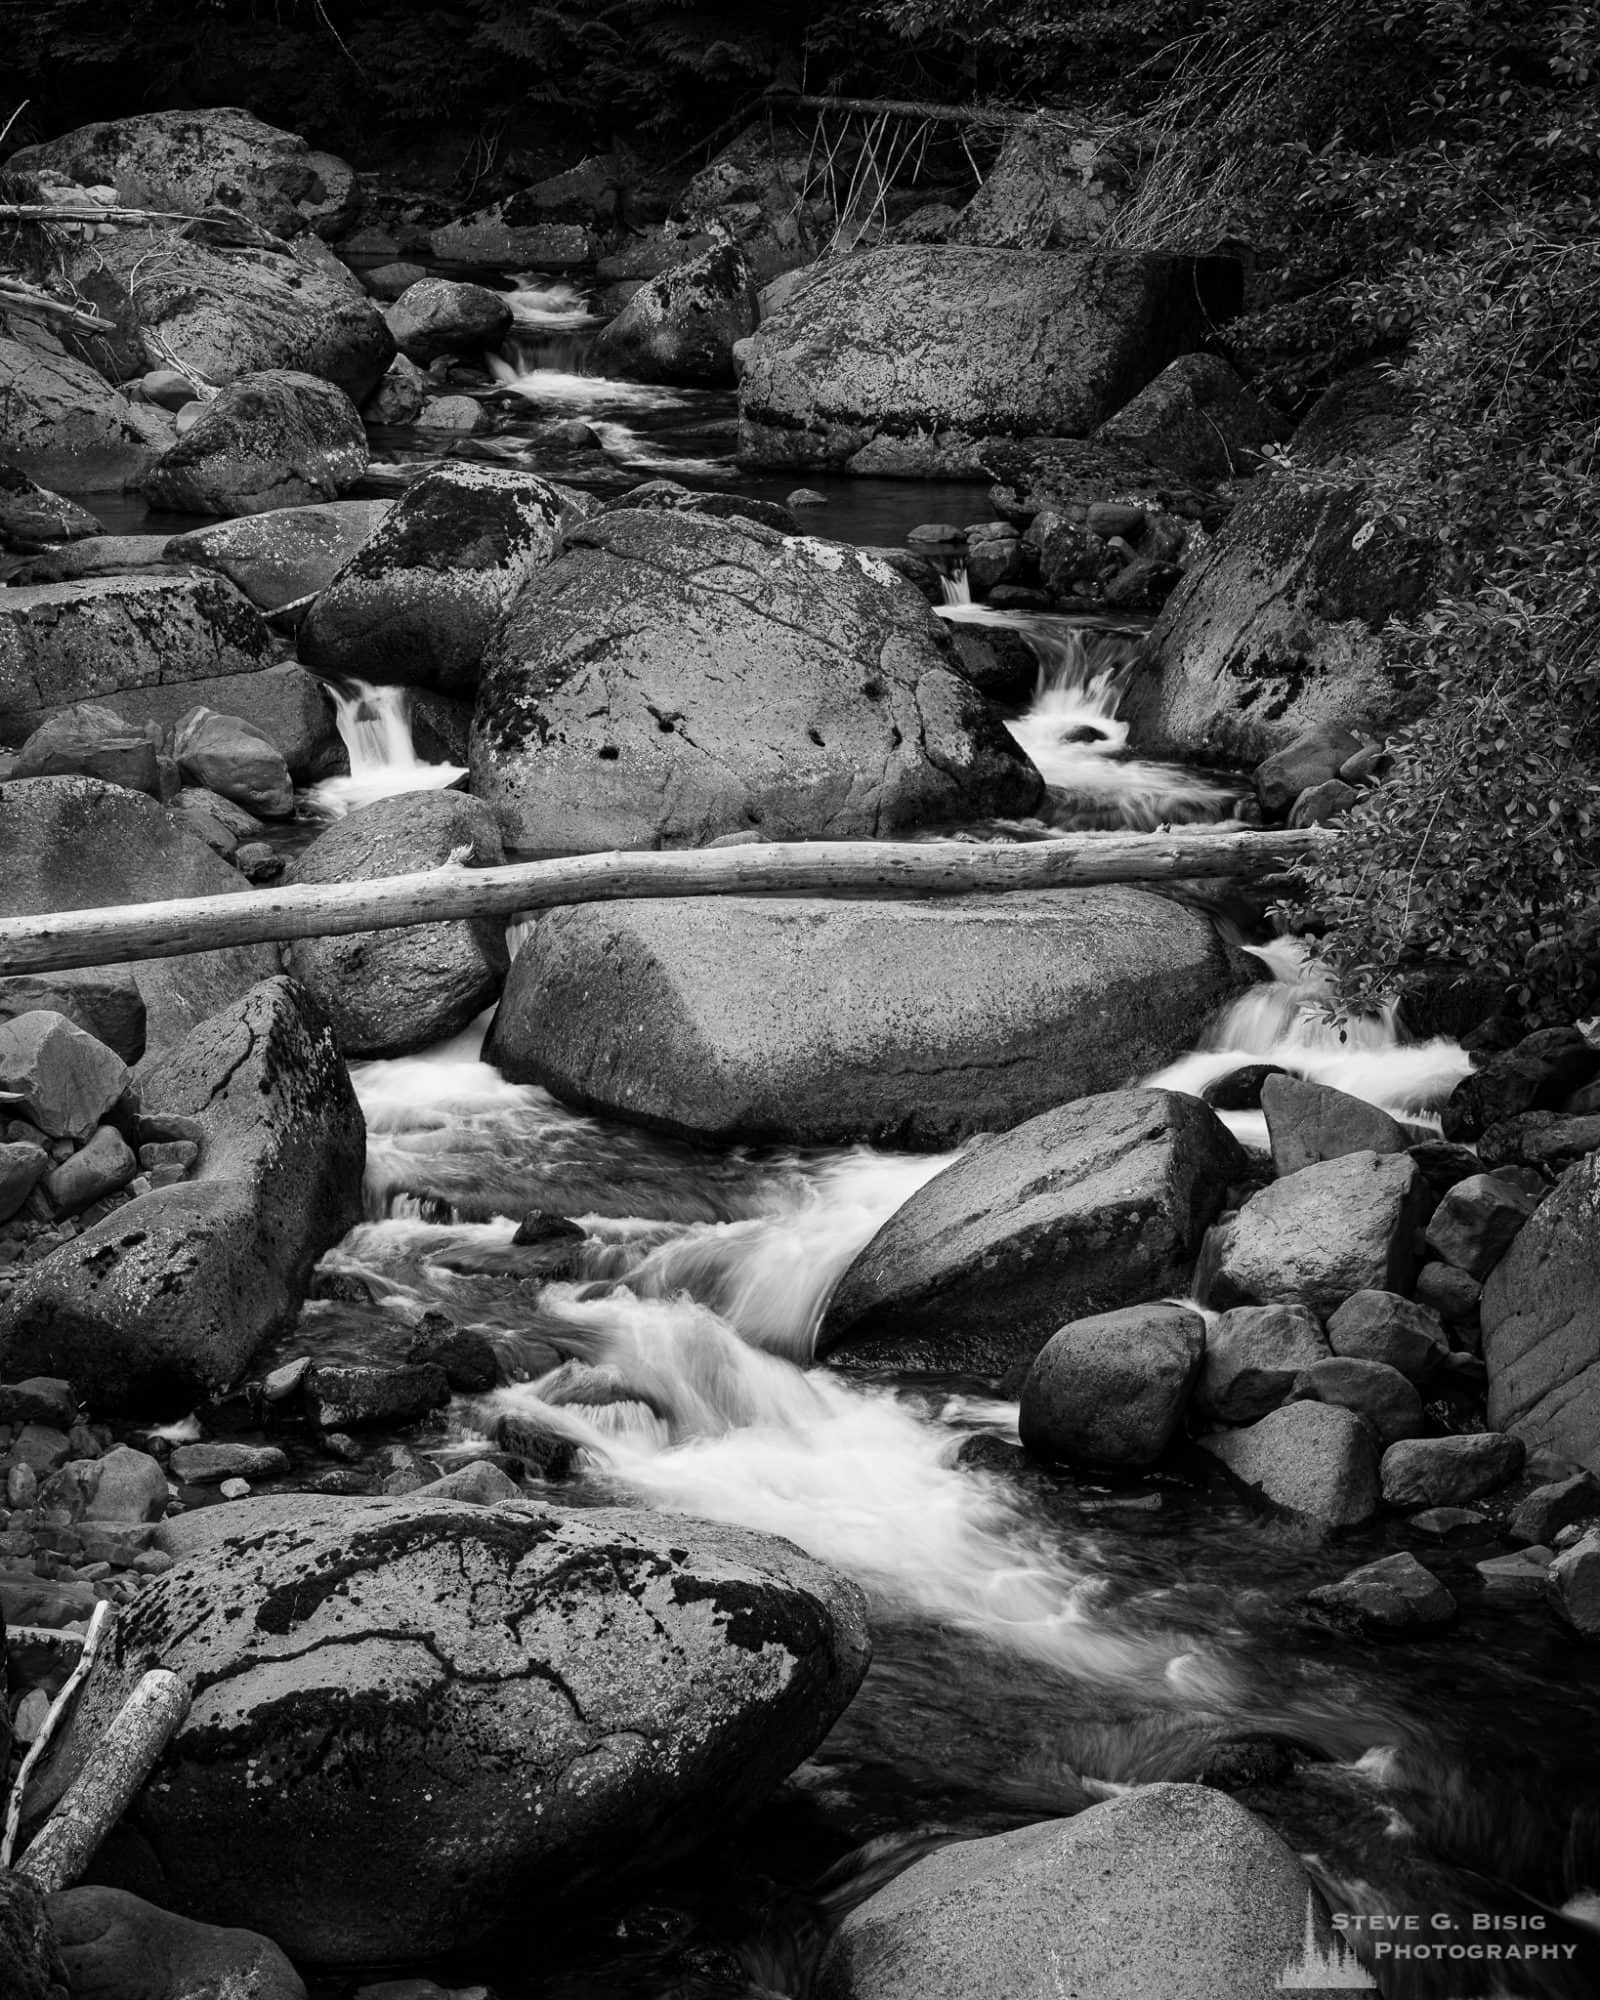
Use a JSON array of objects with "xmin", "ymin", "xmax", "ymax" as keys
[
  {"xmin": 13, "ymin": 1689, "xmax": 51, "ymax": 1742},
  {"xmin": 219, "ymin": 1478, "xmax": 251, "ymax": 1500}
]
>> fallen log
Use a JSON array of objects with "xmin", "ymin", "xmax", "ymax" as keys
[
  {"xmin": 0, "ymin": 1601, "xmax": 112, "ymax": 1869},
  {"xmin": 0, "ymin": 829, "xmax": 1329, "ymax": 978},
  {"xmin": 15, "ymin": 1669, "xmax": 190, "ymax": 1893},
  {"xmin": 766, "ymin": 89, "xmax": 1046, "ymax": 130}
]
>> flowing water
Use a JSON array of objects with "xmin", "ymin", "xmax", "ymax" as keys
[
  {"xmin": 275, "ymin": 637, "xmax": 1600, "ymax": 1998},
  {"xmin": 306, "ymin": 678, "xmax": 468, "ymax": 818}
]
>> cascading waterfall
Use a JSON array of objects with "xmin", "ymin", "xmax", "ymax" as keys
[{"xmin": 306, "ymin": 678, "xmax": 467, "ymax": 817}]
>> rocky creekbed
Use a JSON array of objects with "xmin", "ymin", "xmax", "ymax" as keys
[{"xmin": 0, "ymin": 99, "xmax": 1597, "ymax": 2000}]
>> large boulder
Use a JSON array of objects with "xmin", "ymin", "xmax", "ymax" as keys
[
  {"xmin": 737, "ymin": 245, "xmax": 1240, "ymax": 473},
  {"xmin": 949, "ymin": 114, "xmax": 1130, "ymax": 249},
  {"xmin": 172, "ymin": 706, "xmax": 294, "ymax": 817},
  {"xmin": 1208, "ymin": 1151, "xmax": 1428, "ymax": 1316},
  {"xmin": 138, "ymin": 370, "xmax": 368, "ymax": 515},
  {"xmin": 0, "ymin": 335, "xmax": 172, "ymax": 488},
  {"xmin": 47, "ymin": 1886, "xmax": 305, "ymax": 2000},
  {"xmin": 1197, "ymin": 1303, "xmax": 1330, "ymax": 1424},
  {"xmin": 0, "ymin": 1870, "xmax": 67, "ymax": 2000},
  {"xmin": 1121, "ymin": 475, "xmax": 1433, "ymax": 765},
  {"xmin": 0, "ymin": 777, "xmax": 279, "ymax": 1052},
  {"xmin": 1095, "ymin": 353, "xmax": 1287, "ymax": 483},
  {"xmin": 12, "ymin": 703, "xmax": 163, "ymax": 796},
  {"xmin": 287, "ymin": 792, "xmax": 509, "ymax": 1057},
  {"xmin": 40, "ymin": 1492, "xmax": 870, "ymax": 1963},
  {"xmin": 818, "ymin": 1089, "xmax": 1246, "ymax": 1375},
  {"xmin": 8, "ymin": 109, "xmax": 355, "ymax": 237},
  {"xmin": 1483, "ymin": 1152, "xmax": 1600, "ymax": 1473},
  {"xmin": 0, "ymin": 465, "xmax": 103, "ymax": 551},
  {"xmin": 1019, "ymin": 1302, "xmax": 1205, "ymax": 1467},
  {"xmin": 816, "ymin": 1783, "xmax": 1350, "ymax": 2000},
  {"xmin": 470, "ymin": 508, "xmax": 1041, "ymax": 850},
  {"xmin": 0, "ymin": 574, "xmax": 272, "ymax": 745},
  {"xmin": 163, "ymin": 499, "xmax": 390, "ymax": 610},
  {"xmin": 591, "ymin": 240, "xmax": 759, "ymax": 386},
  {"xmin": 1200, "ymin": 1401, "xmax": 1381, "ymax": 1528},
  {"xmin": 0, "ymin": 1011, "xmax": 128, "ymax": 1139},
  {"xmin": 385, "ymin": 277, "xmax": 513, "ymax": 364},
  {"xmin": 1260, "ymin": 1072, "xmax": 1408, "ymax": 1177},
  {"xmin": 299, "ymin": 462, "xmax": 564, "ymax": 698},
  {"xmin": 0, "ymin": 978, "xmax": 363, "ymax": 1410},
  {"xmin": 486, "ymin": 891, "xmax": 1247, "ymax": 1149},
  {"xmin": 67, "ymin": 227, "xmax": 393, "ymax": 400}
]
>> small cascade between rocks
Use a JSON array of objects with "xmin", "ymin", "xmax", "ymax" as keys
[{"xmin": 306, "ymin": 677, "xmax": 466, "ymax": 818}]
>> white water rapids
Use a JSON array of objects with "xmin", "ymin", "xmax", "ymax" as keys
[{"xmin": 307, "ymin": 678, "xmax": 467, "ymax": 817}]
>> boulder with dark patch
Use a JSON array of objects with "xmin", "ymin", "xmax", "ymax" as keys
[
  {"xmin": 470, "ymin": 508, "xmax": 1041, "ymax": 850},
  {"xmin": 1442, "ymin": 1028, "xmax": 1600, "ymax": 1141},
  {"xmin": 0, "ymin": 336, "xmax": 172, "ymax": 490},
  {"xmin": 300, "ymin": 462, "xmax": 564, "ymax": 698},
  {"xmin": 818, "ymin": 1089, "xmax": 1246, "ymax": 1375},
  {"xmin": 486, "ymin": 892, "xmax": 1247, "ymax": 1149},
  {"xmin": 287, "ymin": 791, "xmax": 509, "ymax": 1057},
  {"xmin": 1208, "ymin": 1151, "xmax": 1428, "ymax": 1316},
  {"xmin": 591, "ymin": 241, "xmax": 759, "ymax": 386},
  {"xmin": 738, "ymin": 245, "xmax": 1240, "ymax": 473},
  {"xmin": 1424, "ymin": 1172, "xmax": 1538, "ymax": 1279},
  {"xmin": 40, "ymin": 1492, "xmax": 870, "ymax": 1963},
  {"xmin": 138, "ymin": 370, "xmax": 368, "ymax": 516},
  {"xmin": 386, "ymin": 278, "xmax": 514, "ymax": 365},
  {"xmin": 1305, "ymin": 1551, "xmax": 1456, "ymax": 1635},
  {"xmin": 1288, "ymin": 1355, "xmax": 1425, "ymax": 1447},
  {"xmin": 48, "ymin": 1885, "xmax": 304, "ymax": 2000},
  {"xmin": 0, "ymin": 979, "xmax": 364, "ymax": 1411},
  {"xmin": 1019, "ymin": 1302, "xmax": 1205, "ymax": 1467},
  {"xmin": 1121, "ymin": 476, "xmax": 1432, "ymax": 766}
]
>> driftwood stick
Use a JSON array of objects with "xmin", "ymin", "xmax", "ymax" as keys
[
  {"xmin": 0, "ymin": 1601, "xmax": 112, "ymax": 1870},
  {"xmin": 0, "ymin": 830, "xmax": 1329, "ymax": 978},
  {"xmin": 0, "ymin": 279, "xmax": 115, "ymax": 332},
  {"xmin": 16, "ymin": 1670, "xmax": 189, "ymax": 1893},
  {"xmin": 0, "ymin": 203, "xmax": 201, "ymax": 224},
  {"xmin": 767, "ymin": 90, "xmax": 1043, "ymax": 130}
]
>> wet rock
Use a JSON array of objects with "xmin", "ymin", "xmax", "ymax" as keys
[
  {"xmin": 419, "ymin": 395, "xmax": 485, "ymax": 433},
  {"xmin": 1424, "ymin": 1172, "xmax": 1538, "ymax": 1279},
  {"xmin": 427, "ymin": 1460, "xmax": 521, "ymax": 1506},
  {"xmin": 47, "ymin": 1492, "xmax": 871, "ymax": 1962},
  {"xmin": 1477, "ymin": 1109, "xmax": 1600, "ymax": 1178},
  {"xmin": 1, "ymin": 979, "xmax": 364, "ymax": 1412},
  {"xmin": 0, "ymin": 335, "xmax": 173, "ymax": 490},
  {"xmin": 1121, "ymin": 479, "xmax": 1432, "ymax": 766},
  {"xmin": 0, "ymin": 1377, "xmax": 77, "ymax": 1428},
  {"xmin": 1019, "ymin": 1302, "xmax": 1204, "ymax": 1467},
  {"xmin": 68, "ymin": 226, "xmax": 393, "ymax": 400},
  {"xmin": 81, "ymin": 1444, "xmax": 169, "ymax": 1522},
  {"xmin": 139, "ymin": 371, "xmax": 368, "ymax": 516},
  {"xmin": 428, "ymin": 211, "xmax": 594, "ymax": 273},
  {"xmin": 1096, "ymin": 353, "xmax": 1286, "ymax": 482},
  {"xmin": 386, "ymin": 278, "xmax": 513, "ymax": 365},
  {"xmin": 169, "ymin": 1442, "xmax": 290, "ymax": 1485},
  {"xmin": 1548, "ymin": 1528, "xmax": 1600, "ymax": 1638},
  {"xmin": 1414, "ymin": 1260, "xmax": 1482, "ymax": 1327},
  {"xmin": 738, "ymin": 244, "xmax": 1238, "ymax": 471},
  {"xmin": 491, "ymin": 893, "xmax": 1245, "ymax": 1151},
  {"xmin": 1410, "ymin": 1506, "xmax": 1492, "ymax": 1543},
  {"xmin": 1208, "ymin": 1150, "xmax": 1427, "ymax": 1316},
  {"xmin": 9, "ymin": 108, "xmax": 354, "ymax": 237},
  {"xmin": 1196, "ymin": 1303, "xmax": 1330, "ymax": 1424},
  {"xmin": 364, "ymin": 353, "xmax": 427, "ymax": 423},
  {"xmin": 0, "ymin": 1012, "xmax": 128, "ymax": 1141},
  {"xmin": 818, "ymin": 1089, "xmax": 1245, "ymax": 1375},
  {"xmin": 0, "ymin": 574, "xmax": 272, "ymax": 744},
  {"xmin": 1407, "ymin": 1139, "xmax": 1484, "ymax": 1206},
  {"xmin": 304, "ymin": 1362, "xmax": 451, "ymax": 1430},
  {"xmin": 1200, "ymin": 1063, "xmax": 1292, "ymax": 1112},
  {"xmin": 173, "ymin": 706, "xmax": 294, "ymax": 818},
  {"xmin": 1326, "ymin": 1290, "xmax": 1449, "ymax": 1384},
  {"xmin": 41, "ymin": 1124, "xmax": 136, "ymax": 1214},
  {"xmin": 13, "ymin": 704, "xmax": 163, "ymax": 797},
  {"xmin": 472, "ymin": 508, "xmax": 1040, "ymax": 850},
  {"xmin": 286, "ymin": 791, "xmax": 509, "ymax": 1058},
  {"xmin": 1511, "ymin": 1473, "xmax": 1600, "ymax": 1547},
  {"xmin": 0, "ymin": 466, "xmax": 102, "ymax": 551},
  {"xmin": 946, "ymin": 623, "xmax": 1039, "ymax": 704},
  {"xmin": 1442, "ymin": 1028, "xmax": 1600, "ymax": 1142},
  {"xmin": 490, "ymin": 1412, "xmax": 577, "ymax": 1481},
  {"xmin": 1304, "ymin": 1550, "xmax": 1456, "ymax": 1635},
  {"xmin": 406, "ymin": 1315, "xmax": 500, "ymax": 1394},
  {"xmin": 592, "ymin": 241, "xmax": 759, "ymax": 386},
  {"xmin": 1380, "ymin": 1433, "xmax": 1525, "ymax": 1508},
  {"xmin": 300, "ymin": 462, "xmax": 564, "ymax": 698},
  {"xmin": 1288, "ymin": 1356, "xmax": 1425, "ymax": 1447},
  {"xmin": 1199, "ymin": 1401, "xmax": 1381, "ymax": 1528},
  {"xmin": 815, "ymin": 1782, "xmax": 1344, "ymax": 2000},
  {"xmin": 1476, "ymin": 1547, "xmax": 1553, "ymax": 1600},
  {"xmin": 1260, "ymin": 1072, "xmax": 1407, "ymax": 1177}
]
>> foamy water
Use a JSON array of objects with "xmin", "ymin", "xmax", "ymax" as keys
[{"xmin": 305, "ymin": 679, "xmax": 467, "ymax": 817}]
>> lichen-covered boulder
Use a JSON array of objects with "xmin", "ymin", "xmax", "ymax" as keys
[
  {"xmin": 138, "ymin": 370, "xmax": 367, "ymax": 516},
  {"xmin": 487, "ymin": 891, "xmax": 1247, "ymax": 1150},
  {"xmin": 0, "ymin": 978, "xmax": 363, "ymax": 1410},
  {"xmin": 40, "ymin": 1492, "xmax": 870, "ymax": 1963},
  {"xmin": 67, "ymin": 227, "xmax": 393, "ymax": 400},
  {"xmin": 385, "ymin": 277, "xmax": 513, "ymax": 364},
  {"xmin": 471, "ymin": 508, "xmax": 1041, "ymax": 850},
  {"xmin": 0, "ymin": 466, "xmax": 103, "ymax": 551},
  {"xmin": 1122, "ymin": 476, "xmax": 1432, "ymax": 765},
  {"xmin": 8, "ymin": 108, "xmax": 355, "ymax": 237},
  {"xmin": 737, "ymin": 244, "xmax": 1240, "ymax": 473},
  {"xmin": 163, "ymin": 498, "xmax": 390, "ymax": 609},
  {"xmin": 287, "ymin": 791, "xmax": 509, "ymax": 1057},
  {"xmin": 591, "ymin": 240, "xmax": 759, "ymax": 385},
  {"xmin": 0, "ymin": 336, "xmax": 173, "ymax": 489},
  {"xmin": 818, "ymin": 1089, "xmax": 1247, "ymax": 1375},
  {"xmin": 299, "ymin": 462, "xmax": 565, "ymax": 697}
]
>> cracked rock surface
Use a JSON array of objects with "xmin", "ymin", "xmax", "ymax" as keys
[
  {"xmin": 35, "ymin": 1492, "xmax": 871, "ymax": 1964},
  {"xmin": 470, "ymin": 506, "xmax": 1041, "ymax": 850}
]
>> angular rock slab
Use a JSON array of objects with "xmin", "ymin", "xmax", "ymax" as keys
[
  {"xmin": 1483, "ymin": 1151, "xmax": 1600, "ymax": 1473},
  {"xmin": 1200, "ymin": 1401, "xmax": 1381, "ymax": 1529},
  {"xmin": 736, "ymin": 244, "xmax": 1239, "ymax": 471},
  {"xmin": 471, "ymin": 507, "xmax": 1042, "ymax": 850},
  {"xmin": 164, "ymin": 499, "xmax": 391, "ymax": 610},
  {"xmin": 40, "ymin": 1493, "xmax": 870, "ymax": 1963},
  {"xmin": 818, "ymin": 1089, "xmax": 1246, "ymax": 1375},
  {"xmin": 815, "ymin": 1782, "xmax": 1348, "ymax": 2000},
  {"xmin": 489, "ymin": 891, "xmax": 1247, "ymax": 1150},
  {"xmin": 0, "ymin": 334, "xmax": 172, "ymax": 489},
  {"xmin": 1208, "ymin": 1150, "xmax": 1427, "ymax": 1317},
  {"xmin": 0, "ymin": 978, "xmax": 364, "ymax": 1411}
]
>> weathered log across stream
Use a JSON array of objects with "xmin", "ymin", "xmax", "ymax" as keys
[{"xmin": 0, "ymin": 828, "xmax": 1327, "ymax": 976}]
